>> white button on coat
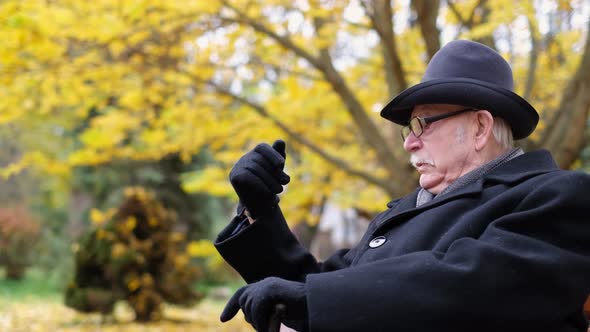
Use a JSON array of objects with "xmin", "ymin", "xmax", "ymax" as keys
[{"xmin": 369, "ymin": 236, "xmax": 387, "ymax": 248}]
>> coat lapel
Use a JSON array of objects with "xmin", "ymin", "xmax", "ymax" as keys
[
  {"xmin": 377, "ymin": 190, "xmax": 418, "ymax": 228},
  {"xmin": 375, "ymin": 181, "xmax": 484, "ymax": 233}
]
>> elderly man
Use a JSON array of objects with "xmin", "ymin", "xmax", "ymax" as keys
[{"xmin": 215, "ymin": 40, "xmax": 590, "ymax": 332}]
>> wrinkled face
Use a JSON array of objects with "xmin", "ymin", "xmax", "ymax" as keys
[{"xmin": 403, "ymin": 104, "xmax": 479, "ymax": 194}]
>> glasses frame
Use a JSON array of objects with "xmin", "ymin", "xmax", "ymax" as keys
[{"xmin": 400, "ymin": 108, "xmax": 479, "ymax": 141}]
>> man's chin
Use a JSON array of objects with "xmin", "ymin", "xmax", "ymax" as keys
[{"xmin": 419, "ymin": 176, "xmax": 443, "ymax": 194}]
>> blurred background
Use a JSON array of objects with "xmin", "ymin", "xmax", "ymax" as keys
[{"xmin": 0, "ymin": 0, "xmax": 589, "ymax": 331}]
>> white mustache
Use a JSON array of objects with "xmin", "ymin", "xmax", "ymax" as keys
[{"xmin": 410, "ymin": 155, "xmax": 434, "ymax": 168}]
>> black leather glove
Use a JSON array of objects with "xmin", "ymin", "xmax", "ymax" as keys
[
  {"xmin": 220, "ymin": 277, "xmax": 308, "ymax": 332},
  {"xmin": 229, "ymin": 140, "xmax": 290, "ymax": 219}
]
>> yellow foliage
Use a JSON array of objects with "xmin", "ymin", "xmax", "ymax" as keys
[
  {"xmin": 557, "ymin": 0, "xmax": 573, "ymax": 11},
  {"xmin": 187, "ymin": 239, "xmax": 217, "ymax": 258},
  {"xmin": 0, "ymin": 157, "xmax": 27, "ymax": 179},
  {"xmin": 0, "ymin": 0, "xmax": 588, "ymax": 228},
  {"xmin": 111, "ymin": 243, "xmax": 127, "ymax": 259},
  {"xmin": 119, "ymin": 90, "xmax": 144, "ymax": 109},
  {"xmin": 170, "ymin": 232, "xmax": 185, "ymax": 243},
  {"xmin": 464, "ymin": 22, "xmax": 499, "ymax": 40},
  {"xmin": 148, "ymin": 217, "xmax": 158, "ymax": 227},
  {"xmin": 140, "ymin": 128, "xmax": 168, "ymax": 146},
  {"xmin": 0, "ymin": 151, "xmax": 69, "ymax": 178},
  {"xmin": 173, "ymin": 254, "xmax": 189, "ymax": 269},
  {"xmin": 127, "ymin": 277, "xmax": 141, "ymax": 292},
  {"xmin": 124, "ymin": 216, "xmax": 137, "ymax": 232},
  {"xmin": 96, "ymin": 229, "xmax": 107, "ymax": 240},
  {"xmin": 182, "ymin": 167, "xmax": 235, "ymax": 198},
  {"xmin": 90, "ymin": 208, "xmax": 107, "ymax": 226},
  {"xmin": 0, "ymin": 298, "xmax": 252, "ymax": 331},
  {"xmin": 141, "ymin": 273, "xmax": 154, "ymax": 288}
]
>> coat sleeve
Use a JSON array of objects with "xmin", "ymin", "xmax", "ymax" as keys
[
  {"xmin": 214, "ymin": 205, "xmax": 358, "ymax": 283},
  {"xmin": 305, "ymin": 172, "xmax": 590, "ymax": 332}
]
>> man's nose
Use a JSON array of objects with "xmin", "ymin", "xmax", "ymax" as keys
[{"xmin": 403, "ymin": 132, "xmax": 422, "ymax": 152}]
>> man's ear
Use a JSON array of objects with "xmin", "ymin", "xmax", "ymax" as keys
[{"xmin": 474, "ymin": 110, "xmax": 494, "ymax": 151}]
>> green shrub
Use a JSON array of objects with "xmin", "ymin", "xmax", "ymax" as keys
[{"xmin": 65, "ymin": 187, "xmax": 202, "ymax": 321}]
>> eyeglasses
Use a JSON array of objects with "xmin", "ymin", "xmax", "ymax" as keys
[{"xmin": 401, "ymin": 108, "xmax": 478, "ymax": 140}]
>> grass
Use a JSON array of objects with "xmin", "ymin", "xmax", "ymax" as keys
[{"xmin": 0, "ymin": 268, "xmax": 63, "ymax": 302}]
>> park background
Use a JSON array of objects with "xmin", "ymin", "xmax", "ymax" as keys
[{"xmin": 1, "ymin": 0, "xmax": 589, "ymax": 331}]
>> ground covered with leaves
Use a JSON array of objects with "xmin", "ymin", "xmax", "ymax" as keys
[
  {"xmin": 0, "ymin": 295, "xmax": 251, "ymax": 332},
  {"xmin": 0, "ymin": 264, "xmax": 250, "ymax": 331}
]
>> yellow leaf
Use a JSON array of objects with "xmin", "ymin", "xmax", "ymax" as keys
[
  {"xmin": 111, "ymin": 243, "xmax": 127, "ymax": 258},
  {"xmin": 109, "ymin": 40, "xmax": 126, "ymax": 57},
  {"xmin": 127, "ymin": 278, "xmax": 141, "ymax": 291},
  {"xmin": 187, "ymin": 239, "xmax": 217, "ymax": 258},
  {"xmin": 90, "ymin": 208, "xmax": 106, "ymax": 225},
  {"xmin": 125, "ymin": 216, "xmax": 137, "ymax": 231},
  {"xmin": 182, "ymin": 167, "xmax": 234, "ymax": 197}
]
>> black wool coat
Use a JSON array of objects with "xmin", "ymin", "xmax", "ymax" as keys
[{"xmin": 215, "ymin": 150, "xmax": 590, "ymax": 332}]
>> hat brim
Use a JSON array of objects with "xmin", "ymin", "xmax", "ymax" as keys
[{"xmin": 380, "ymin": 78, "xmax": 539, "ymax": 140}]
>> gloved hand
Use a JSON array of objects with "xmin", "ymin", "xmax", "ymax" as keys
[
  {"xmin": 220, "ymin": 277, "xmax": 308, "ymax": 332},
  {"xmin": 229, "ymin": 140, "xmax": 290, "ymax": 219}
]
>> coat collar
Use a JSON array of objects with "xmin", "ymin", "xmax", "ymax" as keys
[
  {"xmin": 483, "ymin": 149, "xmax": 559, "ymax": 184},
  {"xmin": 377, "ymin": 150, "xmax": 559, "ymax": 232},
  {"xmin": 378, "ymin": 180, "xmax": 484, "ymax": 230}
]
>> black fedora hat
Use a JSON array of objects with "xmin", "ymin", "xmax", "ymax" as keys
[{"xmin": 380, "ymin": 40, "xmax": 539, "ymax": 140}]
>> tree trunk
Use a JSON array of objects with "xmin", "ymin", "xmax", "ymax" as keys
[
  {"xmin": 68, "ymin": 189, "xmax": 95, "ymax": 238},
  {"xmin": 539, "ymin": 19, "xmax": 590, "ymax": 168}
]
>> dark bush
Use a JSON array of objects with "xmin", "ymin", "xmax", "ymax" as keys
[{"xmin": 65, "ymin": 187, "xmax": 202, "ymax": 321}]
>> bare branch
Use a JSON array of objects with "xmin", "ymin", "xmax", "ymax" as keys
[
  {"xmin": 465, "ymin": 0, "xmax": 487, "ymax": 28},
  {"xmin": 361, "ymin": 0, "xmax": 407, "ymax": 95},
  {"xmin": 447, "ymin": 0, "xmax": 488, "ymax": 40},
  {"xmin": 523, "ymin": 15, "xmax": 539, "ymax": 101},
  {"xmin": 446, "ymin": 0, "xmax": 467, "ymax": 25},
  {"xmin": 412, "ymin": 0, "xmax": 441, "ymax": 60}
]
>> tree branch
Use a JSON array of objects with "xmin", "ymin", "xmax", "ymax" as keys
[
  {"xmin": 196, "ymin": 59, "xmax": 322, "ymax": 82},
  {"xmin": 412, "ymin": 0, "xmax": 441, "ymax": 60},
  {"xmin": 523, "ymin": 15, "xmax": 539, "ymax": 101},
  {"xmin": 361, "ymin": 0, "xmax": 407, "ymax": 96},
  {"xmin": 446, "ymin": 0, "xmax": 467, "ymax": 25},
  {"xmin": 447, "ymin": 0, "xmax": 488, "ymax": 40},
  {"xmin": 220, "ymin": 1, "xmax": 413, "ymax": 189},
  {"xmin": 202, "ymin": 79, "xmax": 402, "ymax": 196},
  {"xmin": 221, "ymin": 1, "xmax": 324, "ymax": 69}
]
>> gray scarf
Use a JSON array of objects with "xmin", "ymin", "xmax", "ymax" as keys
[{"xmin": 416, "ymin": 148, "xmax": 523, "ymax": 207}]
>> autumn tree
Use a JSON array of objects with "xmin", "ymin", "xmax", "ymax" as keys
[{"xmin": 1, "ymin": 0, "xmax": 589, "ymax": 232}]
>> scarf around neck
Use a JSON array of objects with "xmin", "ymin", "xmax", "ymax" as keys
[{"xmin": 415, "ymin": 148, "xmax": 524, "ymax": 207}]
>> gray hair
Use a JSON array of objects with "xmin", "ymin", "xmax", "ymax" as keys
[{"xmin": 492, "ymin": 117, "xmax": 514, "ymax": 149}]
